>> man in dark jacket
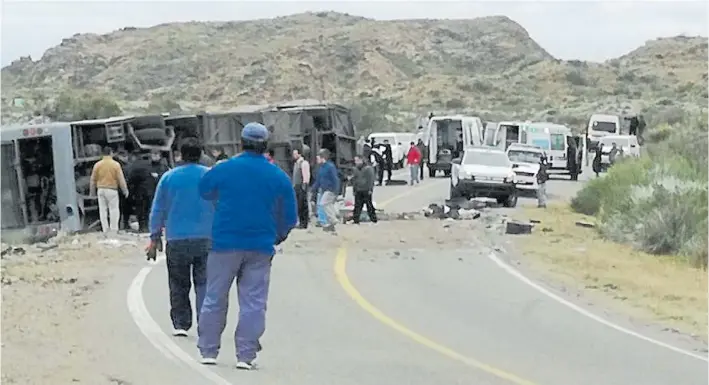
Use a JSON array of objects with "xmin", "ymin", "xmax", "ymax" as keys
[
  {"xmin": 370, "ymin": 148, "xmax": 385, "ymax": 186},
  {"xmin": 351, "ymin": 155, "xmax": 377, "ymax": 224},
  {"xmin": 128, "ymin": 150, "xmax": 170, "ymax": 232},
  {"xmin": 536, "ymin": 154, "xmax": 550, "ymax": 208},
  {"xmin": 416, "ymin": 138, "xmax": 427, "ymax": 180},
  {"xmin": 362, "ymin": 139, "xmax": 372, "ymax": 160},
  {"xmin": 381, "ymin": 140, "xmax": 394, "ymax": 182}
]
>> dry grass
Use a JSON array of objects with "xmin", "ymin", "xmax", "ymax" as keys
[{"xmin": 510, "ymin": 203, "xmax": 707, "ymax": 340}]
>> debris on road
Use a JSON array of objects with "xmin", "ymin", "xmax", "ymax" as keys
[
  {"xmin": 505, "ymin": 220, "xmax": 534, "ymax": 235},
  {"xmin": 575, "ymin": 220, "xmax": 595, "ymax": 228}
]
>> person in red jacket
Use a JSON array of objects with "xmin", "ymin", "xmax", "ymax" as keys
[{"xmin": 406, "ymin": 142, "xmax": 422, "ymax": 186}]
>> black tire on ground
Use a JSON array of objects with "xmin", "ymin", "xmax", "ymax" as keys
[
  {"xmin": 429, "ymin": 168, "xmax": 435, "ymax": 177},
  {"xmin": 444, "ymin": 170, "xmax": 451, "ymax": 177},
  {"xmin": 503, "ymin": 192, "xmax": 518, "ymax": 208},
  {"xmin": 134, "ymin": 128, "xmax": 168, "ymax": 145},
  {"xmin": 132, "ymin": 115, "xmax": 166, "ymax": 130}
]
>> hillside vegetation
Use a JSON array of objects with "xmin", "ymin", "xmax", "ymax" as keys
[{"xmin": 2, "ymin": 11, "xmax": 707, "ymax": 131}]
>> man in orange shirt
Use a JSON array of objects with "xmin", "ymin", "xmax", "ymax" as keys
[{"xmin": 90, "ymin": 146, "xmax": 129, "ymax": 233}]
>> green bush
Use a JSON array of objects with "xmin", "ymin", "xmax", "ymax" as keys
[{"xmin": 571, "ymin": 112, "xmax": 708, "ymax": 268}]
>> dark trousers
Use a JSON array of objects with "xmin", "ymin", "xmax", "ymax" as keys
[
  {"xmin": 419, "ymin": 162, "xmax": 425, "ymax": 180},
  {"xmin": 134, "ymin": 192, "xmax": 152, "ymax": 232},
  {"xmin": 385, "ymin": 165, "xmax": 393, "ymax": 181},
  {"xmin": 119, "ymin": 193, "xmax": 133, "ymax": 229},
  {"xmin": 352, "ymin": 191, "xmax": 377, "ymax": 224},
  {"xmin": 376, "ymin": 166, "xmax": 384, "ymax": 186},
  {"xmin": 166, "ymin": 238, "xmax": 210, "ymax": 331},
  {"xmin": 294, "ymin": 185, "xmax": 309, "ymax": 228}
]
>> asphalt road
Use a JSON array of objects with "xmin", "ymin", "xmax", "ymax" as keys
[{"xmin": 131, "ymin": 165, "xmax": 708, "ymax": 385}]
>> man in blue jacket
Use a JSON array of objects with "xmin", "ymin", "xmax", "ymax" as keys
[
  {"xmin": 197, "ymin": 122, "xmax": 298, "ymax": 370},
  {"xmin": 147, "ymin": 137, "xmax": 214, "ymax": 337},
  {"xmin": 311, "ymin": 148, "xmax": 340, "ymax": 232}
]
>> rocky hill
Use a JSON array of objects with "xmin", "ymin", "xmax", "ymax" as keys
[{"xmin": 2, "ymin": 11, "xmax": 707, "ymax": 130}]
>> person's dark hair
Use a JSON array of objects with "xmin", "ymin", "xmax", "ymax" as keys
[
  {"xmin": 268, "ymin": 149, "xmax": 275, "ymax": 157},
  {"xmin": 318, "ymin": 148, "xmax": 331, "ymax": 160},
  {"xmin": 180, "ymin": 137, "xmax": 203, "ymax": 163},
  {"xmin": 102, "ymin": 146, "xmax": 113, "ymax": 155},
  {"xmin": 410, "ymin": 141, "xmax": 415, "ymax": 146}
]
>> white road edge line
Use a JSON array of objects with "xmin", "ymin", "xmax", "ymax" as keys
[
  {"xmin": 486, "ymin": 252, "xmax": 708, "ymax": 362},
  {"xmin": 127, "ymin": 255, "xmax": 235, "ymax": 385}
]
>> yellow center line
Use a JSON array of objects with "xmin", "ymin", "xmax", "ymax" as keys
[{"xmin": 334, "ymin": 180, "xmax": 540, "ymax": 385}]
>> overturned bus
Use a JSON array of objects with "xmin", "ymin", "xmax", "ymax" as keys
[
  {"xmin": 1, "ymin": 115, "xmax": 176, "ymax": 240},
  {"xmin": 165, "ymin": 100, "xmax": 357, "ymax": 192}
]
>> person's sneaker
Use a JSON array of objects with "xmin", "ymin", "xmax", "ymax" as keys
[
  {"xmin": 172, "ymin": 329, "xmax": 188, "ymax": 337},
  {"xmin": 200, "ymin": 357, "xmax": 217, "ymax": 365},
  {"xmin": 236, "ymin": 361, "xmax": 257, "ymax": 370}
]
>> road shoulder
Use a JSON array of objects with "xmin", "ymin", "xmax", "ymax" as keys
[{"xmin": 498, "ymin": 203, "xmax": 707, "ymax": 346}]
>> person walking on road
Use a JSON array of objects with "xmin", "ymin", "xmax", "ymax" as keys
[
  {"xmin": 536, "ymin": 154, "xmax": 549, "ymax": 208},
  {"xmin": 197, "ymin": 123, "xmax": 298, "ymax": 369},
  {"xmin": 416, "ymin": 137, "xmax": 427, "ymax": 181},
  {"xmin": 292, "ymin": 147, "xmax": 311, "ymax": 229},
  {"xmin": 592, "ymin": 145, "xmax": 603, "ymax": 177},
  {"xmin": 406, "ymin": 141, "xmax": 422, "ymax": 186},
  {"xmin": 90, "ymin": 146, "xmax": 129, "ymax": 233},
  {"xmin": 147, "ymin": 138, "xmax": 214, "ymax": 337},
  {"xmin": 381, "ymin": 140, "xmax": 394, "ymax": 183},
  {"xmin": 351, "ymin": 155, "xmax": 377, "ymax": 224},
  {"xmin": 311, "ymin": 149, "xmax": 340, "ymax": 233}
]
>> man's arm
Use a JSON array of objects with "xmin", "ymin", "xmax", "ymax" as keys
[
  {"xmin": 275, "ymin": 170, "xmax": 298, "ymax": 244},
  {"xmin": 89, "ymin": 162, "xmax": 99, "ymax": 196},
  {"xmin": 301, "ymin": 160, "xmax": 311, "ymax": 186},
  {"xmin": 365, "ymin": 166, "xmax": 375, "ymax": 192},
  {"xmin": 116, "ymin": 163, "xmax": 129, "ymax": 197},
  {"xmin": 198, "ymin": 165, "xmax": 221, "ymax": 201},
  {"xmin": 329, "ymin": 165, "xmax": 341, "ymax": 194},
  {"xmin": 310, "ymin": 167, "xmax": 320, "ymax": 192},
  {"xmin": 148, "ymin": 175, "xmax": 169, "ymax": 241}
]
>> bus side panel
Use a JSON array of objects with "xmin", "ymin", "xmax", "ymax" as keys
[{"xmin": 52, "ymin": 126, "xmax": 82, "ymax": 232}]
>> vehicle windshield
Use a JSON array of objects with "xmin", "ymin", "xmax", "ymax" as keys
[
  {"xmin": 529, "ymin": 136, "xmax": 550, "ymax": 150},
  {"xmin": 463, "ymin": 150, "xmax": 510, "ymax": 167},
  {"xmin": 600, "ymin": 137, "xmax": 630, "ymax": 148},
  {"xmin": 591, "ymin": 121, "xmax": 617, "ymax": 133},
  {"xmin": 508, "ymin": 149, "xmax": 542, "ymax": 164}
]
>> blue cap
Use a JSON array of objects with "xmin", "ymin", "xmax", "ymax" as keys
[{"xmin": 241, "ymin": 122, "xmax": 269, "ymax": 142}]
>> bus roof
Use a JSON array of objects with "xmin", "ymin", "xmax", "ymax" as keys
[{"xmin": 0, "ymin": 122, "xmax": 71, "ymax": 134}]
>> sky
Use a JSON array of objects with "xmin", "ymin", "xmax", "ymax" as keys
[{"xmin": 1, "ymin": 0, "xmax": 707, "ymax": 67}]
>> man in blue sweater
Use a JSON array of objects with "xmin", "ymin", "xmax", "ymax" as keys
[
  {"xmin": 311, "ymin": 148, "xmax": 341, "ymax": 232},
  {"xmin": 147, "ymin": 137, "xmax": 214, "ymax": 337},
  {"xmin": 197, "ymin": 122, "xmax": 298, "ymax": 369}
]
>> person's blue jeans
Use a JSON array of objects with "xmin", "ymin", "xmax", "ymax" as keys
[
  {"xmin": 316, "ymin": 190, "xmax": 327, "ymax": 226},
  {"xmin": 197, "ymin": 250, "xmax": 273, "ymax": 362}
]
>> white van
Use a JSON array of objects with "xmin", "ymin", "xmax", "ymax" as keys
[
  {"xmin": 422, "ymin": 115, "xmax": 484, "ymax": 177},
  {"xmin": 587, "ymin": 114, "xmax": 621, "ymax": 151},
  {"xmin": 525, "ymin": 122, "xmax": 577, "ymax": 173}
]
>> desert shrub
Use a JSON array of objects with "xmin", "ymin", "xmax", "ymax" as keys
[
  {"xmin": 571, "ymin": 112, "xmax": 708, "ymax": 267},
  {"xmin": 44, "ymin": 91, "xmax": 122, "ymax": 121}
]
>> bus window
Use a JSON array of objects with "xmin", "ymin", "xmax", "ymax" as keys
[{"xmin": 550, "ymin": 134, "xmax": 566, "ymax": 151}]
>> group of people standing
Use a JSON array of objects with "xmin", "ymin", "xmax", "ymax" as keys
[
  {"xmin": 89, "ymin": 147, "xmax": 171, "ymax": 233},
  {"xmin": 360, "ymin": 137, "xmax": 428, "ymax": 187}
]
